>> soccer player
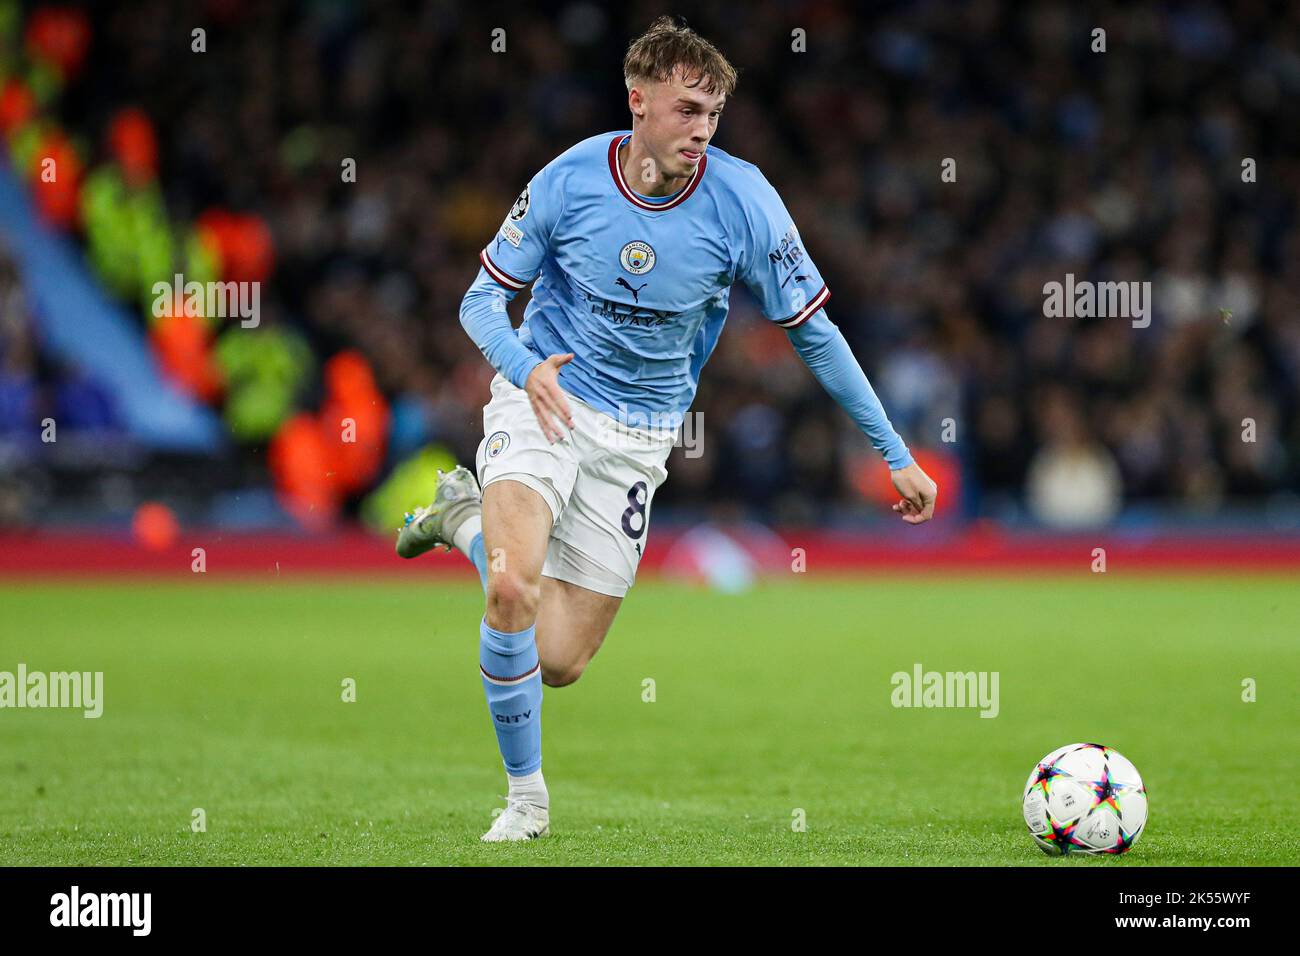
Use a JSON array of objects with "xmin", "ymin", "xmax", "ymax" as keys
[{"xmin": 397, "ymin": 16, "xmax": 937, "ymax": 841}]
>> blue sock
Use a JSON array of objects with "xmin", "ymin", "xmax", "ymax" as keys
[
  {"xmin": 467, "ymin": 531, "xmax": 488, "ymax": 591},
  {"xmin": 479, "ymin": 619, "xmax": 542, "ymax": 776}
]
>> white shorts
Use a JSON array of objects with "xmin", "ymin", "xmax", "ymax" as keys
[{"xmin": 474, "ymin": 373, "xmax": 676, "ymax": 597}]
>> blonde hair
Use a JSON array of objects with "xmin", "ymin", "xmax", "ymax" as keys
[{"xmin": 623, "ymin": 16, "xmax": 738, "ymax": 96}]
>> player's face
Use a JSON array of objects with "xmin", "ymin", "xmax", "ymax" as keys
[{"xmin": 640, "ymin": 71, "xmax": 725, "ymax": 180}]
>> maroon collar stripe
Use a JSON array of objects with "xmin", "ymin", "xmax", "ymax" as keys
[{"xmin": 607, "ymin": 134, "xmax": 706, "ymax": 211}]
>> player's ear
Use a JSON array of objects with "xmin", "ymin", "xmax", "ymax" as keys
[{"xmin": 628, "ymin": 85, "xmax": 646, "ymax": 120}]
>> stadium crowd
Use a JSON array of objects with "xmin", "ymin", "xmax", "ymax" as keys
[{"xmin": 10, "ymin": 1, "xmax": 1300, "ymax": 525}]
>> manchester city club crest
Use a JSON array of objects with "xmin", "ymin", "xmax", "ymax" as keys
[
  {"xmin": 486, "ymin": 430, "xmax": 510, "ymax": 458},
  {"xmin": 619, "ymin": 240, "xmax": 656, "ymax": 276}
]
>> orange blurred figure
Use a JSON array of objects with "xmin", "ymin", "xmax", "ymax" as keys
[
  {"xmin": 132, "ymin": 502, "xmax": 180, "ymax": 551},
  {"xmin": 107, "ymin": 107, "xmax": 159, "ymax": 187},
  {"xmin": 268, "ymin": 412, "xmax": 341, "ymax": 531},
  {"xmin": 24, "ymin": 7, "xmax": 92, "ymax": 80},
  {"xmin": 149, "ymin": 311, "xmax": 224, "ymax": 403},
  {"xmin": 30, "ymin": 130, "xmax": 82, "ymax": 229},
  {"xmin": 196, "ymin": 209, "xmax": 276, "ymax": 284},
  {"xmin": 0, "ymin": 80, "xmax": 36, "ymax": 138},
  {"xmin": 319, "ymin": 350, "xmax": 390, "ymax": 496}
]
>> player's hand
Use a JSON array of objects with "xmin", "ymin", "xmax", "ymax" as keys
[
  {"xmin": 890, "ymin": 462, "xmax": 937, "ymax": 525},
  {"xmin": 524, "ymin": 353, "xmax": 576, "ymax": 443}
]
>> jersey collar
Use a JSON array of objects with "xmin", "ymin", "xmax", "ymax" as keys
[{"xmin": 608, "ymin": 134, "xmax": 707, "ymax": 212}]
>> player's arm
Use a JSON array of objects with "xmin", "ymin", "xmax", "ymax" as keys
[
  {"xmin": 785, "ymin": 311, "xmax": 937, "ymax": 524},
  {"xmin": 736, "ymin": 175, "xmax": 936, "ymax": 523},
  {"xmin": 459, "ymin": 275, "xmax": 546, "ymax": 388},
  {"xmin": 458, "ymin": 170, "xmax": 575, "ymax": 442}
]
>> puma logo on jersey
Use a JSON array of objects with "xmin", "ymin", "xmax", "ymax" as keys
[{"xmin": 615, "ymin": 277, "xmax": 648, "ymax": 303}]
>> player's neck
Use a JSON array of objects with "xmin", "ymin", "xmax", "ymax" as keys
[{"xmin": 620, "ymin": 133, "xmax": 691, "ymax": 199}]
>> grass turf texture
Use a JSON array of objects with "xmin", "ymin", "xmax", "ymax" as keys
[{"xmin": 0, "ymin": 576, "xmax": 1295, "ymax": 866}]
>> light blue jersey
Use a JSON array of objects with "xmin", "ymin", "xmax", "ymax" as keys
[
  {"xmin": 461, "ymin": 131, "xmax": 912, "ymax": 468},
  {"xmin": 472, "ymin": 132, "xmax": 828, "ymax": 425}
]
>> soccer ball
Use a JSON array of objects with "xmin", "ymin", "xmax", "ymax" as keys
[{"xmin": 1022, "ymin": 743, "xmax": 1148, "ymax": 855}]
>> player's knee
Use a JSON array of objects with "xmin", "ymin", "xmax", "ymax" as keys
[
  {"xmin": 542, "ymin": 659, "xmax": 586, "ymax": 688},
  {"xmin": 485, "ymin": 571, "xmax": 540, "ymax": 628}
]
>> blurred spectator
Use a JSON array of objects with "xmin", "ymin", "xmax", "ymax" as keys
[
  {"xmin": 0, "ymin": 244, "xmax": 42, "ymax": 444},
  {"xmin": 0, "ymin": 239, "xmax": 120, "ymax": 445},
  {"xmin": 1026, "ymin": 387, "xmax": 1123, "ymax": 527}
]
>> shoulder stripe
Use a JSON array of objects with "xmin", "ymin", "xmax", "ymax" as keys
[
  {"xmin": 480, "ymin": 249, "xmax": 527, "ymax": 291},
  {"xmin": 776, "ymin": 285, "xmax": 831, "ymax": 329}
]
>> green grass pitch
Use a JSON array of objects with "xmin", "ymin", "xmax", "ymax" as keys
[{"xmin": 1, "ymin": 575, "xmax": 1295, "ymax": 866}]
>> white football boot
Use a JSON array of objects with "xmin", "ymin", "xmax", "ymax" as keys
[{"xmin": 480, "ymin": 799, "xmax": 550, "ymax": 842}]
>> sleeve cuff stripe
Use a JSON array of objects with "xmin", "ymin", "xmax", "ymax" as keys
[
  {"xmin": 480, "ymin": 249, "xmax": 527, "ymax": 290},
  {"xmin": 777, "ymin": 285, "xmax": 831, "ymax": 329}
]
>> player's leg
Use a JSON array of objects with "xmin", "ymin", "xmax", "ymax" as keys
[
  {"xmin": 529, "ymin": 404, "xmax": 677, "ymax": 687},
  {"xmin": 535, "ymin": 576, "xmax": 622, "ymax": 687},
  {"xmin": 475, "ymin": 476, "xmax": 555, "ymax": 841},
  {"xmin": 481, "ymin": 478, "xmax": 551, "ymax": 628},
  {"xmin": 398, "ymin": 470, "xmax": 625, "ymax": 689},
  {"xmin": 466, "ymin": 479, "xmax": 624, "ymax": 837},
  {"xmin": 474, "ymin": 376, "xmax": 585, "ymax": 840},
  {"xmin": 397, "ymin": 372, "xmax": 579, "ymax": 842}
]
